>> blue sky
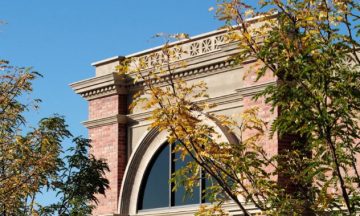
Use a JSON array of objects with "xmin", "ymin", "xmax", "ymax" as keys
[
  {"xmin": 0, "ymin": 0, "xmax": 222, "ymax": 137},
  {"xmin": 0, "ymin": 0, "xmax": 222, "ymax": 205}
]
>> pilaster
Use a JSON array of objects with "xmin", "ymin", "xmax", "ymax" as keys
[{"xmin": 70, "ymin": 59, "xmax": 128, "ymax": 215}]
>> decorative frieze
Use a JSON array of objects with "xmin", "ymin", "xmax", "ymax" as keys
[{"xmin": 128, "ymin": 31, "xmax": 227, "ymax": 71}]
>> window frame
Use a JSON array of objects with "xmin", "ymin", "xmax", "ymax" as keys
[{"xmin": 137, "ymin": 142, "xmax": 208, "ymax": 212}]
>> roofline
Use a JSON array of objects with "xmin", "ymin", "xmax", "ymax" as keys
[
  {"xmin": 90, "ymin": 14, "xmax": 277, "ymax": 67},
  {"xmin": 91, "ymin": 56, "xmax": 125, "ymax": 67}
]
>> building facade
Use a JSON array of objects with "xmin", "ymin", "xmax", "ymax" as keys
[{"xmin": 70, "ymin": 19, "xmax": 278, "ymax": 216}]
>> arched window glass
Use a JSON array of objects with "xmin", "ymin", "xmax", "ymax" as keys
[
  {"xmin": 173, "ymin": 150, "xmax": 200, "ymax": 206},
  {"xmin": 138, "ymin": 144, "xmax": 170, "ymax": 210},
  {"xmin": 138, "ymin": 141, "xmax": 217, "ymax": 211}
]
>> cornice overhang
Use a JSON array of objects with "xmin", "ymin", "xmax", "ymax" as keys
[
  {"xmin": 70, "ymin": 43, "xmax": 242, "ymax": 101},
  {"xmin": 69, "ymin": 73, "xmax": 129, "ymax": 100}
]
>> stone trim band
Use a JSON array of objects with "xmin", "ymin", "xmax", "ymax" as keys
[{"xmin": 83, "ymin": 114, "xmax": 127, "ymax": 129}]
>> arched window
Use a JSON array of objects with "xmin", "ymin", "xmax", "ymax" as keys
[
  {"xmin": 138, "ymin": 144, "xmax": 170, "ymax": 209},
  {"xmin": 138, "ymin": 142, "xmax": 209, "ymax": 210}
]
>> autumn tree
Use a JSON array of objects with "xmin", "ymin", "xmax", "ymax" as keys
[
  {"xmin": 0, "ymin": 60, "xmax": 109, "ymax": 215},
  {"xmin": 215, "ymin": 0, "xmax": 360, "ymax": 214},
  {"xmin": 118, "ymin": 0, "xmax": 359, "ymax": 215}
]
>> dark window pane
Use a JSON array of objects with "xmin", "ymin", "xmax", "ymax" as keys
[
  {"xmin": 203, "ymin": 174, "xmax": 216, "ymax": 203},
  {"xmin": 203, "ymin": 173, "xmax": 229, "ymax": 203},
  {"xmin": 173, "ymin": 150, "xmax": 200, "ymax": 206},
  {"xmin": 138, "ymin": 144, "xmax": 170, "ymax": 210}
]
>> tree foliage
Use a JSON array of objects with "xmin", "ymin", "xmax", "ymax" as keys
[
  {"xmin": 0, "ymin": 60, "xmax": 109, "ymax": 215},
  {"xmin": 217, "ymin": 0, "xmax": 360, "ymax": 214},
  {"xmin": 119, "ymin": 0, "xmax": 359, "ymax": 215}
]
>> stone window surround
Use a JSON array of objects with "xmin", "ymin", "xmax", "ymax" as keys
[{"xmin": 117, "ymin": 114, "xmax": 246, "ymax": 215}]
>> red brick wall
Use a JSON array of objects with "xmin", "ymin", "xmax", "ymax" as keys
[
  {"xmin": 241, "ymin": 66, "xmax": 302, "ymax": 189},
  {"xmin": 89, "ymin": 95, "xmax": 119, "ymax": 120},
  {"xmin": 88, "ymin": 95, "xmax": 127, "ymax": 215},
  {"xmin": 241, "ymin": 67, "xmax": 278, "ymax": 174}
]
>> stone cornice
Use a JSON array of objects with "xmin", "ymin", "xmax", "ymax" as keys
[
  {"xmin": 82, "ymin": 114, "xmax": 127, "ymax": 129},
  {"xmin": 130, "ymin": 60, "xmax": 244, "ymax": 90},
  {"xmin": 70, "ymin": 63, "xmax": 271, "ymax": 116},
  {"xmin": 71, "ymin": 58, "xmax": 241, "ymax": 100},
  {"xmin": 69, "ymin": 73, "xmax": 129, "ymax": 100},
  {"xmin": 70, "ymin": 45, "xmax": 258, "ymax": 101},
  {"xmin": 70, "ymin": 42, "xmax": 256, "ymax": 100}
]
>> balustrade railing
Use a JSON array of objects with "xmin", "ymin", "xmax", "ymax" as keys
[{"xmin": 128, "ymin": 31, "xmax": 227, "ymax": 70}]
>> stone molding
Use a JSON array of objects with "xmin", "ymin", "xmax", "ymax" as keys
[
  {"xmin": 70, "ymin": 41, "xmax": 261, "ymax": 101},
  {"xmin": 83, "ymin": 114, "xmax": 127, "ymax": 129},
  {"xmin": 69, "ymin": 73, "xmax": 129, "ymax": 100},
  {"xmin": 118, "ymin": 127, "xmax": 161, "ymax": 215},
  {"xmin": 71, "ymin": 59, "xmax": 241, "ymax": 101},
  {"xmin": 135, "ymin": 202, "xmax": 261, "ymax": 216},
  {"xmin": 236, "ymin": 81, "xmax": 277, "ymax": 97},
  {"xmin": 127, "ymin": 112, "xmax": 151, "ymax": 123},
  {"xmin": 203, "ymin": 92, "xmax": 242, "ymax": 107},
  {"xmin": 128, "ymin": 92, "xmax": 243, "ymax": 126},
  {"xmin": 131, "ymin": 62, "xmax": 244, "ymax": 93},
  {"xmin": 70, "ymin": 39, "xmax": 246, "ymax": 101}
]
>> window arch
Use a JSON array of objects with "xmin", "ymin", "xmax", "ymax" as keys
[
  {"xmin": 138, "ymin": 141, "xmax": 209, "ymax": 210},
  {"xmin": 119, "ymin": 121, "xmax": 235, "ymax": 215}
]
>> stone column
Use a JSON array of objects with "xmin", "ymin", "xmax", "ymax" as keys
[{"xmin": 70, "ymin": 57, "xmax": 128, "ymax": 216}]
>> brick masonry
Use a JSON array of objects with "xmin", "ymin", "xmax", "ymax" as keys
[
  {"xmin": 241, "ymin": 67, "xmax": 278, "ymax": 174},
  {"xmin": 88, "ymin": 95, "xmax": 127, "ymax": 215}
]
